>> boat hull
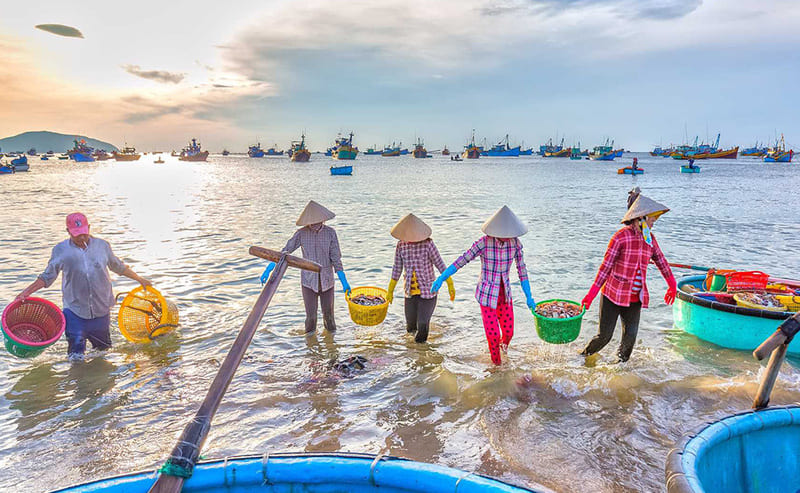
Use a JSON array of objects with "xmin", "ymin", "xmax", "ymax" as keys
[
  {"xmin": 680, "ymin": 166, "xmax": 700, "ymax": 173},
  {"xmin": 666, "ymin": 406, "xmax": 800, "ymax": 493},
  {"xmin": 617, "ymin": 167, "xmax": 643, "ymax": 175},
  {"xmin": 764, "ymin": 150, "xmax": 793, "ymax": 162},
  {"xmin": 70, "ymin": 153, "xmax": 95, "ymax": 162},
  {"xmin": 330, "ymin": 165, "xmax": 353, "ymax": 175},
  {"xmin": 248, "ymin": 150, "xmax": 265, "ymax": 158},
  {"xmin": 544, "ymin": 149, "xmax": 570, "ymax": 158},
  {"xmin": 54, "ymin": 453, "xmax": 539, "ymax": 492},
  {"xmin": 291, "ymin": 150, "xmax": 310, "ymax": 162},
  {"xmin": 487, "ymin": 146, "xmax": 521, "ymax": 157},
  {"xmin": 673, "ymin": 275, "xmax": 799, "ymax": 354},
  {"xmin": 113, "ymin": 153, "xmax": 141, "ymax": 161},
  {"xmin": 589, "ymin": 153, "xmax": 615, "ymax": 161},
  {"xmin": 335, "ymin": 149, "xmax": 357, "ymax": 160},
  {"xmin": 179, "ymin": 151, "xmax": 210, "ymax": 162}
]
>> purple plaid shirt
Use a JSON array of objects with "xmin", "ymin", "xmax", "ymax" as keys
[
  {"xmin": 283, "ymin": 224, "xmax": 344, "ymax": 293},
  {"xmin": 391, "ymin": 239, "xmax": 447, "ymax": 299},
  {"xmin": 453, "ymin": 236, "xmax": 529, "ymax": 309}
]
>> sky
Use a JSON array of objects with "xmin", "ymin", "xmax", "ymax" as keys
[{"xmin": 2, "ymin": 0, "xmax": 800, "ymax": 152}]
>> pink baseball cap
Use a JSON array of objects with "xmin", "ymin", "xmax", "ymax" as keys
[{"xmin": 66, "ymin": 213, "xmax": 90, "ymax": 236}]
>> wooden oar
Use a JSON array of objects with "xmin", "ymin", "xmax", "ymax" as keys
[
  {"xmin": 148, "ymin": 247, "xmax": 320, "ymax": 493},
  {"xmin": 668, "ymin": 262, "xmax": 800, "ymax": 288}
]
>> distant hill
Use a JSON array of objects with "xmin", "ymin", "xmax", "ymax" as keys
[{"xmin": 0, "ymin": 131, "xmax": 118, "ymax": 153}]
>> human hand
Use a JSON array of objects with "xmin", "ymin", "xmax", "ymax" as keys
[
  {"xmin": 139, "ymin": 277, "xmax": 153, "ymax": 288},
  {"xmin": 387, "ymin": 278, "xmax": 397, "ymax": 304},
  {"xmin": 664, "ymin": 286, "xmax": 677, "ymax": 305},
  {"xmin": 260, "ymin": 262, "xmax": 276, "ymax": 285},
  {"xmin": 431, "ymin": 275, "xmax": 444, "ymax": 294},
  {"xmin": 581, "ymin": 293, "xmax": 595, "ymax": 310},
  {"xmin": 15, "ymin": 290, "xmax": 30, "ymax": 302},
  {"xmin": 526, "ymin": 296, "xmax": 536, "ymax": 310},
  {"xmin": 336, "ymin": 271, "xmax": 351, "ymax": 296}
]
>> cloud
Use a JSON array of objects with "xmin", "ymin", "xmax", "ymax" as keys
[
  {"xmin": 526, "ymin": 0, "xmax": 702, "ymax": 20},
  {"xmin": 122, "ymin": 64, "xmax": 186, "ymax": 84},
  {"xmin": 35, "ymin": 24, "xmax": 84, "ymax": 38}
]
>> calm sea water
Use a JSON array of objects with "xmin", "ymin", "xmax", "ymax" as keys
[{"xmin": 0, "ymin": 153, "xmax": 798, "ymax": 492}]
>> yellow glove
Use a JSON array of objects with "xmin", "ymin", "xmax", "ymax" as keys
[
  {"xmin": 387, "ymin": 278, "xmax": 397, "ymax": 304},
  {"xmin": 446, "ymin": 277, "xmax": 455, "ymax": 301}
]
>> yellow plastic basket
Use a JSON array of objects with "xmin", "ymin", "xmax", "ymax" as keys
[
  {"xmin": 732, "ymin": 293, "xmax": 787, "ymax": 312},
  {"xmin": 776, "ymin": 295, "xmax": 800, "ymax": 312},
  {"xmin": 117, "ymin": 286, "xmax": 179, "ymax": 343},
  {"xmin": 345, "ymin": 286, "xmax": 389, "ymax": 326}
]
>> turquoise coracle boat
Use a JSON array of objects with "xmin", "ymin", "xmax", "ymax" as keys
[
  {"xmin": 680, "ymin": 166, "xmax": 700, "ymax": 173},
  {"xmin": 666, "ymin": 405, "xmax": 800, "ymax": 493},
  {"xmin": 674, "ymin": 275, "xmax": 799, "ymax": 355},
  {"xmin": 54, "ymin": 453, "xmax": 541, "ymax": 492}
]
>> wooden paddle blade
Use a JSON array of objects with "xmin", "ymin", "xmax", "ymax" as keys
[
  {"xmin": 148, "ymin": 474, "xmax": 184, "ymax": 493},
  {"xmin": 249, "ymin": 246, "xmax": 321, "ymax": 272}
]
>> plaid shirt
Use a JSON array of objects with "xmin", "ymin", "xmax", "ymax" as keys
[
  {"xmin": 391, "ymin": 239, "xmax": 447, "ymax": 299},
  {"xmin": 283, "ymin": 224, "xmax": 344, "ymax": 293},
  {"xmin": 453, "ymin": 236, "xmax": 529, "ymax": 309},
  {"xmin": 591, "ymin": 225, "xmax": 672, "ymax": 308}
]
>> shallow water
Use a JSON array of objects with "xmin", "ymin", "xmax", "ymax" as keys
[{"xmin": 0, "ymin": 153, "xmax": 798, "ymax": 492}]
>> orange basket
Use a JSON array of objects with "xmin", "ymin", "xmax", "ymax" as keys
[
  {"xmin": 117, "ymin": 286, "xmax": 179, "ymax": 343},
  {"xmin": 724, "ymin": 271, "xmax": 769, "ymax": 292}
]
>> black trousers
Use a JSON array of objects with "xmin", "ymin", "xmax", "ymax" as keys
[
  {"xmin": 404, "ymin": 295, "xmax": 437, "ymax": 343},
  {"xmin": 302, "ymin": 286, "xmax": 336, "ymax": 333},
  {"xmin": 581, "ymin": 295, "xmax": 642, "ymax": 362}
]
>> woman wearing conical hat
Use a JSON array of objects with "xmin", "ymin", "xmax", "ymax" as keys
[
  {"xmin": 431, "ymin": 206, "xmax": 535, "ymax": 365},
  {"xmin": 260, "ymin": 200, "xmax": 351, "ymax": 334},
  {"xmin": 580, "ymin": 193, "xmax": 677, "ymax": 362},
  {"xmin": 386, "ymin": 214, "xmax": 455, "ymax": 343}
]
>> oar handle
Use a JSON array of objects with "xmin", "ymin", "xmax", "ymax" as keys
[
  {"xmin": 668, "ymin": 263, "xmax": 712, "ymax": 271},
  {"xmin": 249, "ymin": 246, "xmax": 321, "ymax": 272},
  {"xmin": 754, "ymin": 330, "xmax": 787, "ymax": 361}
]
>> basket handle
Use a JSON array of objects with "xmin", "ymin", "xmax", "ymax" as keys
[{"xmin": 149, "ymin": 323, "xmax": 179, "ymax": 340}]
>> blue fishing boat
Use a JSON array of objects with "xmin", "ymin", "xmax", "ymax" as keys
[
  {"xmin": 666, "ymin": 406, "xmax": 800, "ymax": 493},
  {"xmin": 680, "ymin": 165, "xmax": 701, "ymax": 173},
  {"xmin": 381, "ymin": 142, "xmax": 401, "ymax": 157},
  {"xmin": 486, "ymin": 135, "xmax": 521, "ymax": 156},
  {"xmin": 363, "ymin": 146, "xmax": 382, "ymax": 155},
  {"xmin": 55, "ymin": 453, "xmax": 539, "ymax": 492},
  {"xmin": 741, "ymin": 141, "xmax": 767, "ymax": 157},
  {"xmin": 589, "ymin": 140, "xmax": 616, "ymax": 161},
  {"xmin": 538, "ymin": 137, "xmax": 563, "ymax": 156},
  {"xmin": 68, "ymin": 139, "xmax": 95, "ymax": 162},
  {"xmin": 763, "ymin": 134, "xmax": 793, "ymax": 162},
  {"xmin": 10, "ymin": 155, "xmax": 27, "ymax": 166},
  {"xmin": 265, "ymin": 145, "xmax": 284, "ymax": 156},
  {"xmin": 614, "ymin": 149, "xmax": 624, "ymax": 157},
  {"xmin": 248, "ymin": 143, "xmax": 265, "ymax": 158},
  {"xmin": 462, "ymin": 130, "xmax": 481, "ymax": 159},
  {"xmin": 179, "ymin": 138, "xmax": 210, "ymax": 161},
  {"xmin": 519, "ymin": 141, "xmax": 533, "ymax": 155},
  {"xmin": 40, "ymin": 155, "xmax": 49, "ymax": 160},
  {"xmin": 332, "ymin": 132, "xmax": 358, "ymax": 160},
  {"xmin": 330, "ymin": 165, "xmax": 353, "ymax": 175},
  {"xmin": 673, "ymin": 275, "xmax": 800, "ymax": 355}
]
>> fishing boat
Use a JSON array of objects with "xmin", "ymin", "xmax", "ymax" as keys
[
  {"xmin": 94, "ymin": 150, "xmax": 112, "ymax": 161},
  {"xmin": 650, "ymin": 146, "xmax": 665, "ymax": 156},
  {"xmin": 0, "ymin": 164, "xmax": 14, "ymax": 174},
  {"xmin": 741, "ymin": 142, "xmax": 767, "ymax": 157},
  {"xmin": 179, "ymin": 138, "xmax": 210, "ymax": 162},
  {"xmin": 381, "ymin": 142, "xmax": 401, "ymax": 157},
  {"xmin": 412, "ymin": 138, "xmax": 430, "ymax": 158},
  {"xmin": 40, "ymin": 155, "xmax": 49, "ymax": 161},
  {"xmin": 680, "ymin": 165, "xmax": 700, "ymax": 173},
  {"xmin": 332, "ymin": 132, "xmax": 358, "ymax": 160},
  {"xmin": 113, "ymin": 146, "xmax": 141, "ymax": 161},
  {"xmin": 221, "ymin": 149, "xmax": 230, "ymax": 156},
  {"xmin": 248, "ymin": 143, "xmax": 265, "ymax": 158},
  {"xmin": 462, "ymin": 130, "xmax": 481, "ymax": 159},
  {"xmin": 441, "ymin": 146, "xmax": 450, "ymax": 156},
  {"xmin": 518, "ymin": 141, "xmax": 533, "ymax": 155},
  {"xmin": 589, "ymin": 140, "xmax": 616, "ymax": 161},
  {"xmin": 154, "ymin": 157, "xmax": 165, "ymax": 163},
  {"xmin": 265, "ymin": 145, "xmax": 284, "ymax": 156},
  {"xmin": 363, "ymin": 146, "xmax": 382, "ymax": 155},
  {"xmin": 57, "ymin": 154, "xmax": 69, "ymax": 160},
  {"xmin": 764, "ymin": 134, "xmax": 793, "ymax": 162},
  {"xmin": 486, "ymin": 135, "xmax": 521, "ymax": 157},
  {"xmin": 617, "ymin": 167, "xmax": 643, "ymax": 175},
  {"xmin": 9, "ymin": 155, "xmax": 29, "ymax": 171},
  {"xmin": 290, "ymin": 134, "xmax": 311, "ymax": 162},
  {"xmin": 538, "ymin": 137, "xmax": 563, "ymax": 156},
  {"xmin": 545, "ymin": 148, "xmax": 570, "ymax": 158},
  {"xmin": 68, "ymin": 139, "xmax": 95, "ymax": 162},
  {"xmin": 330, "ymin": 164, "xmax": 353, "ymax": 175},
  {"xmin": 673, "ymin": 275, "xmax": 799, "ymax": 354},
  {"xmin": 27, "ymin": 148, "xmax": 37, "ymax": 156},
  {"xmin": 398, "ymin": 146, "xmax": 409, "ymax": 155}
]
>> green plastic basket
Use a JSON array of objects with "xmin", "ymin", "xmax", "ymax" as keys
[{"xmin": 533, "ymin": 299, "xmax": 585, "ymax": 344}]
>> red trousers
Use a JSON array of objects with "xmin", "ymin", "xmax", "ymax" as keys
[{"xmin": 479, "ymin": 283, "xmax": 514, "ymax": 365}]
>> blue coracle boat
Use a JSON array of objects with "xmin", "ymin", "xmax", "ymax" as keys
[
  {"xmin": 680, "ymin": 165, "xmax": 700, "ymax": 173},
  {"xmin": 674, "ymin": 275, "xmax": 800, "ymax": 355},
  {"xmin": 666, "ymin": 405, "xmax": 800, "ymax": 493},
  {"xmin": 54, "ymin": 453, "xmax": 541, "ymax": 492},
  {"xmin": 330, "ymin": 165, "xmax": 353, "ymax": 175}
]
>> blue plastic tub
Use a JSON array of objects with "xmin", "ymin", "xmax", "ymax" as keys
[
  {"xmin": 53, "ymin": 453, "xmax": 545, "ymax": 492},
  {"xmin": 666, "ymin": 406, "xmax": 800, "ymax": 492}
]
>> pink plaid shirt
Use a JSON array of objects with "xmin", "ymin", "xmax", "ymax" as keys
[
  {"xmin": 453, "ymin": 236, "xmax": 529, "ymax": 309},
  {"xmin": 591, "ymin": 225, "xmax": 672, "ymax": 308},
  {"xmin": 391, "ymin": 239, "xmax": 447, "ymax": 299}
]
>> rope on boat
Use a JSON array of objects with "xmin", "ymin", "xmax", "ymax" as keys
[
  {"xmin": 454, "ymin": 470, "xmax": 475, "ymax": 492},
  {"xmin": 261, "ymin": 452, "xmax": 271, "ymax": 485},
  {"xmin": 369, "ymin": 450, "xmax": 388, "ymax": 486},
  {"xmin": 158, "ymin": 417, "xmax": 211, "ymax": 478}
]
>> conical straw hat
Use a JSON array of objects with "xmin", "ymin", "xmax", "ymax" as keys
[
  {"xmin": 481, "ymin": 205, "xmax": 528, "ymax": 238},
  {"xmin": 390, "ymin": 213, "xmax": 432, "ymax": 242},
  {"xmin": 296, "ymin": 200, "xmax": 336, "ymax": 226},
  {"xmin": 621, "ymin": 195, "xmax": 669, "ymax": 223}
]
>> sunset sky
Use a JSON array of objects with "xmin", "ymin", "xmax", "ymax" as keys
[{"xmin": 2, "ymin": 0, "xmax": 799, "ymax": 151}]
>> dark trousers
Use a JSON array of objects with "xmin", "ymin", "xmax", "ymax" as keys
[
  {"xmin": 404, "ymin": 295, "xmax": 437, "ymax": 343},
  {"xmin": 63, "ymin": 308, "xmax": 112, "ymax": 355},
  {"xmin": 302, "ymin": 286, "xmax": 336, "ymax": 333},
  {"xmin": 581, "ymin": 295, "xmax": 642, "ymax": 362}
]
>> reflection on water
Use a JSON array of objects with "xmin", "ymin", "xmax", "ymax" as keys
[{"xmin": 0, "ymin": 154, "xmax": 798, "ymax": 492}]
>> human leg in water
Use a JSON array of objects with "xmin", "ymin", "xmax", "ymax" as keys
[
  {"xmin": 301, "ymin": 286, "xmax": 320, "ymax": 333},
  {"xmin": 319, "ymin": 287, "xmax": 337, "ymax": 333},
  {"xmin": 480, "ymin": 305, "xmax": 503, "ymax": 365},
  {"xmin": 404, "ymin": 296, "xmax": 419, "ymax": 334},
  {"xmin": 617, "ymin": 301, "xmax": 642, "ymax": 362},
  {"xmin": 414, "ymin": 296, "xmax": 437, "ymax": 343},
  {"xmin": 580, "ymin": 295, "xmax": 622, "ymax": 356},
  {"xmin": 496, "ymin": 283, "xmax": 514, "ymax": 352}
]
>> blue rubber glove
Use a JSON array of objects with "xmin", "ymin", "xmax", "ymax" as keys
[
  {"xmin": 260, "ymin": 262, "xmax": 275, "ymax": 285},
  {"xmin": 431, "ymin": 264, "xmax": 458, "ymax": 294},
  {"xmin": 520, "ymin": 279, "xmax": 535, "ymax": 310},
  {"xmin": 336, "ymin": 270, "xmax": 351, "ymax": 295}
]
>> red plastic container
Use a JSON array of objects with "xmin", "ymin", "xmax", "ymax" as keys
[
  {"xmin": 1, "ymin": 298, "xmax": 65, "ymax": 358},
  {"xmin": 724, "ymin": 271, "xmax": 770, "ymax": 292}
]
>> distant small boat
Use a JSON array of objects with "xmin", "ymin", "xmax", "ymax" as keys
[
  {"xmin": 154, "ymin": 157, "xmax": 165, "ymax": 163},
  {"xmin": 451, "ymin": 155, "xmax": 462, "ymax": 162},
  {"xmin": 94, "ymin": 150, "xmax": 112, "ymax": 161},
  {"xmin": 382, "ymin": 143, "xmax": 401, "ymax": 157},
  {"xmin": 617, "ymin": 167, "xmax": 643, "ymax": 175},
  {"xmin": 0, "ymin": 164, "xmax": 14, "ymax": 174},
  {"xmin": 462, "ymin": 130, "xmax": 480, "ymax": 159},
  {"xmin": 11, "ymin": 155, "xmax": 28, "ymax": 166},
  {"xmin": 764, "ymin": 134, "xmax": 793, "ymax": 162},
  {"xmin": 179, "ymin": 138, "xmax": 209, "ymax": 161},
  {"xmin": 265, "ymin": 145, "xmax": 284, "ymax": 156},
  {"xmin": 57, "ymin": 154, "xmax": 69, "ymax": 160},
  {"xmin": 441, "ymin": 146, "xmax": 450, "ymax": 156},
  {"xmin": 113, "ymin": 145, "xmax": 141, "ymax": 161},
  {"xmin": 681, "ymin": 165, "xmax": 701, "ymax": 173},
  {"xmin": 40, "ymin": 155, "xmax": 49, "ymax": 161},
  {"xmin": 27, "ymin": 148, "xmax": 37, "ymax": 156},
  {"xmin": 691, "ymin": 146, "xmax": 738, "ymax": 160},
  {"xmin": 413, "ymin": 138, "xmax": 429, "ymax": 158},
  {"xmin": 68, "ymin": 139, "xmax": 95, "ymax": 162},
  {"xmin": 363, "ymin": 146, "xmax": 382, "ymax": 155},
  {"xmin": 330, "ymin": 165, "xmax": 353, "ymax": 175},
  {"xmin": 248, "ymin": 143, "xmax": 265, "ymax": 158},
  {"xmin": 544, "ymin": 148, "xmax": 570, "ymax": 158},
  {"xmin": 290, "ymin": 134, "xmax": 311, "ymax": 162},
  {"xmin": 221, "ymin": 149, "xmax": 230, "ymax": 156},
  {"xmin": 589, "ymin": 139, "xmax": 616, "ymax": 160}
]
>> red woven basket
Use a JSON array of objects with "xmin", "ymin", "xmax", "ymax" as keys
[
  {"xmin": 2, "ymin": 298, "xmax": 65, "ymax": 347},
  {"xmin": 724, "ymin": 271, "xmax": 770, "ymax": 292}
]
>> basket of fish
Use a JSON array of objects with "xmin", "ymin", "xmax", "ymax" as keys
[
  {"xmin": 533, "ymin": 299, "xmax": 585, "ymax": 344},
  {"xmin": 732, "ymin": 292, "xmax": 788, "ymax": 312},
  {"xmin": 346, "ymin": 287, "xmax": 389, "ymax": 326}
]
